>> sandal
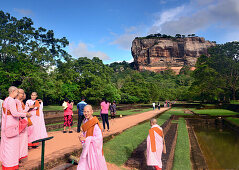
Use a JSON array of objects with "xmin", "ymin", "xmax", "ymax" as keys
[
  {"xmin": 63, "ymin": 131, "xmax": 67, "ymax": 133},
  {"xmin": 69, "ymin": 131, "xmax": 73, "ymax": 133}
]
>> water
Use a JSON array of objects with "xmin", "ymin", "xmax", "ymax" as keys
[{"xmin": 192, "ymin": 119, "xmax": 239, "ymax": 169}]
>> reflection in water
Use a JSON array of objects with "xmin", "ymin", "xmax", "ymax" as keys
[{"xmin": 191, "ymin": 119, "xmax": 239, "ymax": 169}]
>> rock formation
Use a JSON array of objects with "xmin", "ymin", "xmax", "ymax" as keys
[{"xmin": 131, "ymin": 36, "xmax": 216, "ymax": 74}]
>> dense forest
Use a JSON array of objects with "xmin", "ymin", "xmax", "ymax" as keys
[{"xmin": 0, "ymin": 11, "xmax": 239, "ymax": 105}]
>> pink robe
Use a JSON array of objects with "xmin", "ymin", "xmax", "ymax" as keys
[
  {"xmin": 77, "ymin": 120, "xmax": 107, "ymax": 170},
  {"xmin": 15, "ymin": 99, "xmax": 29, "ymax": 160},
  {"xmin": 0, "ymin": 97, "xmax": 26, "ymax": 168},
  {"xmin": 147, "ymin": 124, "xmax": 163, "ymax": 168},
  {"xmin": 26, "ymin": 100, "xmax": 48, "ymax": 143}
]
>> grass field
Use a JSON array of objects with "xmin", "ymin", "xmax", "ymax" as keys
[
  {"xmin": 44, "ymin": 105, "xmax": 152, "ymax": 116},
  {"xmin": 94, "ymin": 108, "xmax": 153, "ymax": 116},
  {"xmin": 173, "ymin": 118, "xmax": 191, "ymax": 170},
  {"xmin": 43, "ymin": 105, "xmax": 78, "ymax": 111},
  {"xmin": 230, "ymin": 100, "xmax": 239, "ymax": 104},
  {"xmin": 191, "ymin": 109, "xmax": 238, "ymax": 116},
  {"xmin": 103, "ymin": 112, "xmax": 171, "ymax": 166},
  {"xmin": 225, "ymin": 117, "xmax": 239, "ymax": 126}
]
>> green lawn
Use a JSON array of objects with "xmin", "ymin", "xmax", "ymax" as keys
[
  {"xmin": 103, "ymin": 113, "xmax": 171, "ymax": 166},
  {"xmin": 44, "ymin": 105, "xmax": 152, "ymax": 116},
  {"xmin": 230, "ymin": 100, "xmax": 239, "ymax": 104},
  {"xmin": 94, "ymin": 108, "xmax": 153, "ymax": 116},
  {"xmin": 191, "ymin": 109, "xmax": 238, "ymax": 116},
  {"xmin": 225, "ymin": 117, "xmax": 239, "ymax": 126},
  {"xmin": 165, "ymin": 108, "xmax": 192, "ymax": 116},
  {"xmin": 43, "ymin": 105, "xmax": 77, "ymax": 111},
  {"xmin": 173, "ymin": 118, "xmax": 191, "ymax": 170}
]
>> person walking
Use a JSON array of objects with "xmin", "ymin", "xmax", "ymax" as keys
[
  {"xmin": 100, "ymin": 98, "xmax": 110, "ymax": 132},
  {"xmin": 77, "ymin": 97, "xmax": 87, "ymax": 133},
  {"xmin": 152, "ymin": 102, "xmax": 156, "ymax": 110},
  {"xmin": 147, "ymin": 119, "xmax": 166, "ymax": 170},
  {"xmin": 158, "ymin": 102, "xmax": 160, "ymax": 110},
  {"xmin": 63, "ymin": 98, "xmax": 74, "ymax": 133},
  {"xmin": 110, "ymin": 101, "xmax": 116, "ymax": 119},
  {"xmin": 77, "ymin": 105, "xmax": 107, "ymax": 170}
]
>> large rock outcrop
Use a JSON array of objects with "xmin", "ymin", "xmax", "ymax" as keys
[{"xmin": 131, "ymin": 37, "xmax": 216, "ymax": 74}]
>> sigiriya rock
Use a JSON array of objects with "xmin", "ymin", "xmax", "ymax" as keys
[{"xmin": 131, "ymin": 36, "xmax": 216, "ymax": 74}]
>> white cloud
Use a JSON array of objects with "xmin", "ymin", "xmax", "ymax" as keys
[
  {"xmin": 149, "ymin": 0, "xmax": 239, "ymax": 35},
  {"xmin": 110, "ymin": 0, "xmax": 239, "ymax": 52},
  {"xmin": 14, "ymin": 8, "xmax": 33, "ymax": 16},
  {"xmin": 110, "ymin": 26, "xmax": 142, "ymax": 50},
  {"xmin": 69, "ymin": 42, "xmax": 110, "ymax": 60},
  {"xmin": 149, "ymin": 6, "xmax": 185, "ymax": 34}
]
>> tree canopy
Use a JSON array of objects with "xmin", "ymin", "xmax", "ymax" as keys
[{"xmin": 0, "ymin": 10, "xmax": 239, "ymax": 105}]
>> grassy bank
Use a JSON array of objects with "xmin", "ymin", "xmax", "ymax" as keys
[
  {"xmin": 173, "ymin": 118, "xmax": 191, "ymax": 170},
  {"xmin": 44, "ymin": 105, "xmax": 152, "ymax": 116},
  {"xmin": 191, "ymin": 109, "xmax": 238, "ymax": 116},
  {"xmin": 225, "ymin": 117, "xmax": 239, "ymax": 126},
  {"xmin": 103, "ymin": 112, "xmax": 171, "ymax": 166}
]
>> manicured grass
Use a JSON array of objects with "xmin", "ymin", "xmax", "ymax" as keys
[
  {"xmin": 225, "ymin": 117, "xmax": 239, "ymax": 126},
  {"xmin": 93, "ymin": 108, "xmax": 152, "ymax": 116},
  {"xmin": 44, "ymin": 105, "xmax": 152, "ymax": 116},
  {"xmin": 165, "ymin": 109, "xmax": 190, "ymax": 116},
  {"xmin": 191, "ymin": 109, "xmax": 239, "ymax": 116},
  {"xmin": 230, "ymin": 100, "xmax": 239, "ymax": 104},
  {"xmin": 103, "ymin": 113, "xmax": 171, "ymax": 166},
  {"xmin": 43, "ymin": 105, "xmax": 77, "ymax": 111},
  {"xmin": 202, "ymin": 104, "xmax": 216, "ymax": 106},
  {"xmin": 173, "ymin": 118, "xmax": 191, "ymax": 170}
]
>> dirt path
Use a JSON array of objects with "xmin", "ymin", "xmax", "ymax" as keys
[{"xmin": 19, "ymin": 108, "xmax": 170, "ymax": 169}]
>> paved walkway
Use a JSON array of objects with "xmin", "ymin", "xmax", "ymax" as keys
[{"xmin": 8, "ymin": 108, "xmax": 169, "ymax": 169}]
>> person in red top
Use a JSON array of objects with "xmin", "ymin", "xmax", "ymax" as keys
[{"xmin": 63, "ymin": 98, "xmax": 74, "ymax": 133}]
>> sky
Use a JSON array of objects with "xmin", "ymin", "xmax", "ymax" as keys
[{"xmin": 1, "ymin": 0, "xmax": 239, "ymax": 64}]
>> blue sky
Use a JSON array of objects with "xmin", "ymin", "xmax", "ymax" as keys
[{"xmin": 1, "ymin": 0, "xmax": 239, "ymax": 64}]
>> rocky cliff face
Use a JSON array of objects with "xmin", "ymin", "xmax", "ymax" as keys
[{"xmin": 131, "ymin": 37, "xmax": 215, "ymax": 73}]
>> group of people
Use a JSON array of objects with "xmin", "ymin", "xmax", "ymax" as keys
[
  {"xmin": 62, "ymin": 97, "xmax": 117, "ymax": 134},
  {"xmin": 0, "ymin": 87, "xmax": 166, "ymax": 170},
  {"xmin": 0, "ymin": 86, "xmax": 47, "ymax": 169}
]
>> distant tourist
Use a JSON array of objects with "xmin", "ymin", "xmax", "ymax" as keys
[
  {"xmin": 62, "ymin": 98, "xmax": 74, "ymax": 133},
  {"xmin": 77, "ymin": 105, "xmax": 107, "ymax": 170},
  {"xmin": 152, "ymin": 102, "xmax": 156, "ymax": 110},
  {"xmin": 100, "ymin": 98, "xmax": 110, "ymax": 132},
  {"xmin": 110, "ymin": 101, "xmax": 117, "ymax": 119},
  {"xmin": 0, "ymin": 86, "xmax": 31, "ymax": 169},
  {"xmin": 158, "ymin": 102, "xmax": 160, "ymax": 110},
  {"xmin": 26, "ymin": 92, "xmax": 48, "ymax": 147},
  {"xmin": 77, "ymin": 97, "xmax": 87, "ymax": 133},
  {"xmin": 147, "ymin": 118, "xmax": 166, "ymax": 170}
]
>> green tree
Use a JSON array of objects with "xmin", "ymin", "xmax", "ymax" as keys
[{"xmin": 208, "ymin": 42, "xmax": 239, "ymax": 100}]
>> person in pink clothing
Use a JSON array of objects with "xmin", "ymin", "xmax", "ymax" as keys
[
  {"xmin": 0, "ymin": 86, "xmax": 31, "ymax": 169},
  {"xmin": 147, "ymin": 119, "xmax": 166, "ymax": 170},
  {"xmin": 15, "ymin": 89, "xmax": 34, "ymax": 163},
  {"xmin": 26, "ymin": 92, "xmax": 48, "ymax": 147},
  {"xmin": 77, "ymin": 105, "xmax": 107, "ymax": 170},
  {"xmin": 100, "ymin": 98, "xmax": 110, "ymax": 132},
  {"xmin": 63, "ymin": 98, "xmax": 74, "ymax": 133}
]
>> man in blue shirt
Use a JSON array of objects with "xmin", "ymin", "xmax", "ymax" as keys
[{"xmin": 77, "ymin": 97, "xmax": 87, "ymax": 132}]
